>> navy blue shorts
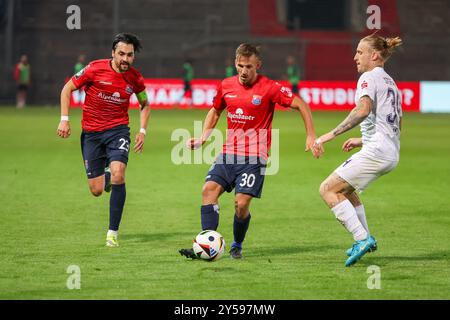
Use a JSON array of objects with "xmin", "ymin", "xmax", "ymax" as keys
[
  {"xmin": 205, "ymin": 153, "xmax": 267, "ymax": 198},
  {"xmin": 80, "ymin": 125, "xmax": 130, "ymax": 179}
]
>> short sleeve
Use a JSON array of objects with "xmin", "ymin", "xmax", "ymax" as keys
[
  {"xmin": 212, "ymin": 83, "xmax": 226, "ymax": 110},
  {"xmin": 270, "ymin": 81, "xmax": 294, "ymax": 108},
  {"xmin": 134, "ymin": 73, "xmax": 146, "ymax": 94},
  {"xmin": 356, "ymin": 73, "xmax": 376, "ymax": 102},
  {"xmin": 71, "ymin": 64, "xmax": 93, "ymax": 88}
]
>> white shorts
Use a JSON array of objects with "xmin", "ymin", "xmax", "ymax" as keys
[{"xmin": 334, "ymin": 151, "xmax": 398, "ymax": 192}]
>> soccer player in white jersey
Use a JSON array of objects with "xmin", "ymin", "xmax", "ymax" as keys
[{"xmin": 312, "ymin": 34, "xmax": 403, "ymax": 267}]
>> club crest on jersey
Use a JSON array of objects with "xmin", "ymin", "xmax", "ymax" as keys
[
  {"xmin": 252, "ymin": 95, "xmax": 262, "ymax": 105},
  {"xmin": 125, "ymin": 85, "xmax": 133, "ymax": 94}
]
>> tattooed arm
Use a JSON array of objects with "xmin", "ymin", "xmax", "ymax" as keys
[
  {"xmin": 312, "ymin": 96, "xmax": 373, "ymax": 155},
  {"xmin": 331, "ymin": 96, "xmax": 372, "ymax": 137}
]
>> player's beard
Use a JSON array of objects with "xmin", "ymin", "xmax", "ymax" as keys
[{"xmin": 119, "ymin": 62, "xmax": 130, "ymax": 72}]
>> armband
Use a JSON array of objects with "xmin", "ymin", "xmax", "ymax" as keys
[{"xmin": 136, "ymin": 90, "xmax": 148, "ymax": 104}]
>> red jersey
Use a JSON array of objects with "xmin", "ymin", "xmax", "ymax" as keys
[
  {"xmin": 71, "ymin": 59, "xmax": 146, "ymax": 132},
  {"xmin": 213, "ymin": 75, "xmax": 294, "ymax": 159}
]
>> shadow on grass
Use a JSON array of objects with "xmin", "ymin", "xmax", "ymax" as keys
[
  {"xmin": 199, "ymin": 267, "xmax": 238, "ymax": 273},
  {"xmin": 364, "ymin": 250, "xmax": 450, "ymax": 266},
  {"xmin": 121, "ymin": 232, "xmax": 194, "ymax": 243}
]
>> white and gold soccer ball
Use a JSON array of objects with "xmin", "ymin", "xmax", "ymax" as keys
[{"xmin": 192, "ymin": 230, "xmax": 226, "ymax": 261}]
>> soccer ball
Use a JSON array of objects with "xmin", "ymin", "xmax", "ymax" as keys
[{"xmin": 192, "ymin": 230, "xmax": 226, "ymax": 261}]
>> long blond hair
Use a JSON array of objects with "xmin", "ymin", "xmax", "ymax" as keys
[{"xmin": 362, "ymin": 33, "xmax": 402, "ymax": 62}]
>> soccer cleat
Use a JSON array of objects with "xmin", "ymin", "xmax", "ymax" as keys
[
  {"xmin": 346, "ymin": 245, "xmax": 355, "ymax": 257},
  {"xmin": 345, "ymin": 235, "xmax": 377, "ymax": 267},
  {"xmin": 104, "ymin": 167, "xmax": 112, "ymax": 193},
  {"xmin": 179, "ymin": 248, "xmax": 198, "ymax": 259},
  {"xmin": 346, "ymin": 237, "xmax": 377, "ymax": 256},
  {"xmin": 230, "ymin": 246, "xmax": 243, "ymax": 259},
  {"xmin": 106, "ymin": 234, "xmax": 119, "ymax": 247}
]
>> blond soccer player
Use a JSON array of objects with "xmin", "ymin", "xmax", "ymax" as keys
[{"xmin": 313, "ymin": 34, "xmax": 403, "ymax": 267}]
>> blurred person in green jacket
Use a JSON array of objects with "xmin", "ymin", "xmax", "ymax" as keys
[
  {"xmin": 14, "ymin": 54, "xmax": 31, "ymax": 109},
  {"xmin": 286, "ymin": 55, "xmax": 300, "ymax": 96},
  {"xmin": 182, "ymin": 59, "xmax": 194, "ymax": 106}
]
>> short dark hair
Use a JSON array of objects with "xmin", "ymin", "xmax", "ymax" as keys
[
  {"xmin": 112, "ymin": 33, "xmax": 142, "ymax": 52},
  {"xmin": 235, "ymin": 43, "xmax": 261, "ymax": 60}
]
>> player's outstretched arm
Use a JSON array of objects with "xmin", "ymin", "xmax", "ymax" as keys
[
  {"xmin": 313, "ymin": 96, "xmax": 372, "ymax": 154},
  {"xmin": 57, "ymin": 79, "xmax": 77, "ymax": 139},
  {"xmin": 134, "ymin": 90, "xmax": 151, "ymax": 153},
  {"xmin": 187, "ymin": 107, "xmax": 223, "ymax": 150},
  {"xmin": 289, "ymin": 96, "xmax": 321, "ymax": 158}
]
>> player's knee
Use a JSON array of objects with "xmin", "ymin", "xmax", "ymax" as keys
[
  {"xmin": 202, "ymin": 183, "xmax": 220, "ymax": 202},
  {"xmin": 319, "ymin": 181, "xmax": 328, "ymax": 199},
  {"xmin": 234, "ymin": 199, "xmax": 249, "ymax": 216},
  {"xmin": 90, "ymin": 187, "xmax": 103, "ymax": 197},
  {"xmin": 111, "ymin": 170, "xmax": 125, "ymax": 184},
  {"xmin": 319, "ymin": 181, "xmax": 336, "ymax": 204}
]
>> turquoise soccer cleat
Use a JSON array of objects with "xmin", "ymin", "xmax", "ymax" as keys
[
  {"xmin": 345, "ymin": 235, "xmax": 377, "ymax": 267},
  {"xmin": 346, "ymin": 236, "xmax": 377, "ymax": 256}
]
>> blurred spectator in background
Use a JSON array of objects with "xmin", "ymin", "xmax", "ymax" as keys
[
  {"xmin": 286, "ymin": 55, "xmax": 300, "ymax": 96},
  {"xmin": 182, "ymin": 59, "xmax": 194, "ymax": 106},
  {"xmin": 74, "ymin": 54, "xmax": 86, "ymax": 75},
  {"xmin": 225, "ymin": 58, "xmax": 237, "ymax": 78},
  {"xmin": 14, "ymin": 54, "xmax": 31, "ymax": 108}
]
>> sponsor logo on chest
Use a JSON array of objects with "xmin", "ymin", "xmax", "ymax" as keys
[
  {"xmin": 227, "ymin": 107, "xmax": 255, "ymax": 123},
  {"xmin": 97, "ymin": 91, "xmax": 128, "ymax": 104}
]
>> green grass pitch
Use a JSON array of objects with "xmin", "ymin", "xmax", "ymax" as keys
[{"xmin": 0, "ymin": 106, "xmax": 449, "ymax": 299}]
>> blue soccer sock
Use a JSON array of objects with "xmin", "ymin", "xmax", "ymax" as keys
[
  {"xmin": 232, "ymin": 213, "xmax": 251, "ymax": 248},
  {"xmin": 201, "ymin": 204, "xmax": 219, "ymax": 230},
  {"xmin": 109, "ymin": 183, "xmax": 126, "ymax": 231}
]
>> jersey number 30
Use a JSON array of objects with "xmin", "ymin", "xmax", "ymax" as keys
[{"xmin": 239, "ymin": 173, "xmax": 256, "ymax": 188}]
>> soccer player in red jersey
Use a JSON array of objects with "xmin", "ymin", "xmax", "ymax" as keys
[
  {"xmin": 56, "ymin": 33, "xmax": 151, "ymax": 247},
  {"xmin": 180, "ymin": 43, "xmax": 322, "ymax": 259}
]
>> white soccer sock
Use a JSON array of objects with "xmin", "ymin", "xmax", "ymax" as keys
[
  {"xmin": 355, "ymin": 204, "xmax": 370, "ymax": 235},
  {"xmin": 107, "ymin": 230, "xmax": 118, "ymax": 237},
  {"xmin": 331, "ymin": 200, "xmax": 368, "ymax": 241}
]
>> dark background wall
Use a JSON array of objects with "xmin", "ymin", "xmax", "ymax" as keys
[{"xmin": 0, "ymin": 0, "xmax": 449, "ymax": 105}]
